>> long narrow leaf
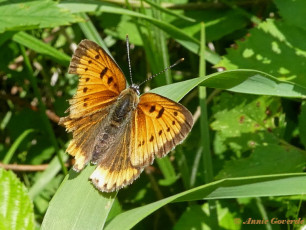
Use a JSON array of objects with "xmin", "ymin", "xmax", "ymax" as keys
[
  {"xmin": 105, "ymin": 173, "xmax": 306, "ymax": 230},
  {"xmin": 59, "ymin": 1, "xmax": 220, "ymax": 64},
  {"xmin": 151, "ymin": 69, "xmax": 306, "ymax": 100},
  {"xmin": 3, "ymin": 129, "xmax": 35, "ymax": 164},
  {"xmin": 12, "ymin": 31, "xmax": 70, "ymax": 66},
  {"xmin": 41, "ymin": 165, "xmax": 117, "ymax": 230}
]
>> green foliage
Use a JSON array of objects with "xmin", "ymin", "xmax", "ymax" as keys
[
  {"xmin": 0, "ymin": 169, "xmax": 34, "ymax": 230},
  {"xmin": 1, "ymin": 0, "xmax": 305, "ymax": 229},
  {"xmin": 0, "ymin": 0, "xmax": 79, "ymax": 33}
]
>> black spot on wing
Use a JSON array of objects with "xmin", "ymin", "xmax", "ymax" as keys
[
  {"xmin": 100, "ymin": 67, "xmax": 108, "ymax": 79},
  {"xmin": 108, "ymin": 77, "xmax": 113, "ymax": 84},
  {"xmin": 149, "ymin": 106, "xmax": 155, "ymax": 113},
  {"xmin": 156, "ymin": 107, "xmax": 165, "ymax": 119}
]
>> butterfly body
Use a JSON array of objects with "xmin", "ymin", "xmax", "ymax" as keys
[
  {"xmin": 91, "ymin": 88, "xmax": 139, "ymax": 165},
  {"xmin": 60, "ymin": 39, "xmax": 194, "ymax": 192}
]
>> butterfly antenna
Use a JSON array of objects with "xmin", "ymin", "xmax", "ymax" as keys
[
  {"xmin": 126, "ymin": 34, "xmax": 133, "ymax": 85},
  {"xmin": 138, "ymin": 58, "xmax": 184, "ymax": 87}
]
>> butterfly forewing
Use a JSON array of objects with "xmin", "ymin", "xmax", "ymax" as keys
[
  {"xmin": 59, "ymin": 40, "xmax": 127, "ymax": 171},
  {"xmin": 130, "ymin": 93, "xmax": 194, "ymax": 167},
  {"xmin": 67, "ymin": 40, "xmax": 126, "ymax": 118}
]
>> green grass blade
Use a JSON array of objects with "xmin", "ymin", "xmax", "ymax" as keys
[
  {"xmin": 150, "ymin": 69, "xmax": 306, "ymax": 100},
  {"xmin": 41, "ymin": 165, "xmax": 117, "ymax": 230},
  {"xmin": 78, "ymin": 12, "xmax": 110, "ymax": 54},
  {"xmin": 143, "ymin": 0, "xmax": 195, "ymax": 22},
  {"xmin": 198, "ymin": 22, "xmax": 219, "ymax": 229},
  {"xmin": 3, "ymin": 129, "xmax": 35, "ymax": 164},
  {"xmin": 12, "ymin": 31, "xmax": 70, "ymax": 66},
  {"xmin": 59, "ymin": 1, "xmax": 220, "ymax": 64},
  {"xmin": 105, "ymin": 173, "xmax": 306, "ymax": 230}
]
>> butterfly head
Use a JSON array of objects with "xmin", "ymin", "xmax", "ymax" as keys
[{"xmin": 130, "ymin": 83, "xmax": 140, "ymax": 95}]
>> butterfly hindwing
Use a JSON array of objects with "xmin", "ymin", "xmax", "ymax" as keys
[
  {"xmin": 90, "ymin": 120, "xmax": 142, "ymax": 192},
  {"xmin": 130, "ymin": 93, "xmax": 194, "ymax": 167}
]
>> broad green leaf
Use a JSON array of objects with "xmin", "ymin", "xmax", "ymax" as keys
[
  {"xmin": 33, "ymin": 175, "xmax": 64, "ymax": 216},
  {"xmin": 12, "ymin": 31, "xmax": 70, "ymax": 66},
  {"xmin": 41, "ymin": 165, "xmax": 117, "ymax": 230},
  {"xmin": 105, "ymin": 173, "xmax": 306, "ymax": 230},
  {"xmin": 0, "ymin": 169, "xmax": 34, "ymax": 230},
  {"xmin": 0, "ymin": 0, "xmax": 79, "ymax": 33},
  {"xmin": 216, "ymin": 19, "xmax": 306, "ymax": 86},
  {"xmin": 274, "ymin": 0, "xmax": 306, "ymax": 29},
  {"xmin": 150, "ymin": 69, "xmax": 306, "ymax": 101},
  {"xmin": 211, "ymin": 93, "xmax": 284, "ymax": 154},
  {"xmin": 216, "ymin": 144, "xmax": 306, "ymax": 179}
]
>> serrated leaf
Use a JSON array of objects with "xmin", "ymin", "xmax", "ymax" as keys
[
  {"xmin": 216, "ymin": 19, "xmax": 306, "ymax": 86},
  {"xmin": 0, "ymin": 169, "xmax": 34, "ymax": 230},
  {"xmin": 0, "ymin": 0, "xmax": 80, "ymax": 33},
  {"xmin": 216, "ymin": 144, "xmax": 306, "ymax": 179},
  {"xmin": 210, "ymin": 92, "xmax": 284, "ymax": 154}
]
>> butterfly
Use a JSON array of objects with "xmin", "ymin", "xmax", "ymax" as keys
[{"xmin": 59, "ymin": 38, "xmax": 194, "ymax": 192}]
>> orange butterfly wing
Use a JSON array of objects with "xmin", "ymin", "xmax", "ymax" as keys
[
  {"xmin": 130, "ymin": 93, "xmax": 194, "ymax": 167},
  {"xmin": 59, "ymin": 39, "xmax": 126, "ymax": 171},
  {"xmin": 67, "ymin": 39, "xmax": 126, "ymax": 119}
]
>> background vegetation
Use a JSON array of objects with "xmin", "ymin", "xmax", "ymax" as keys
[{"xmin": 0, "ymin": 0, "xmax": 305, "ymax": 229}]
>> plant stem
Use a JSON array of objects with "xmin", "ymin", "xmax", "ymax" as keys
[
  {"xmin": 255, "ymin": 197, "xmax": 272, "ymax": 230},
  {"xmin": 198, "ymin": 22, "xmax": 219, "ymax": 229}
]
